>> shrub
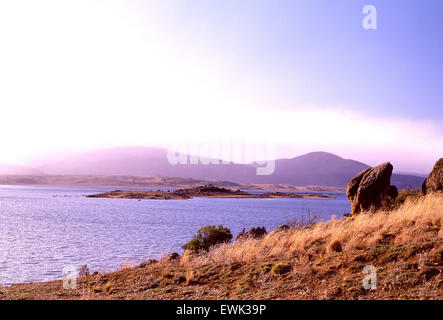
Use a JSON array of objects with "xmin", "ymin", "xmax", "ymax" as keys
[
  {"xmin": 236, "ymin": 226, "xmax": 267, "ymax": 240},
  {"xmin": 182, "ymin": 225, "xmax": 233, "ymax": 251}
]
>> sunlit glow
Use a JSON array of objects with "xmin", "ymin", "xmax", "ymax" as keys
[{"xmin": 0, "ymin": 1, "xmax": 440, "ymax": 173}]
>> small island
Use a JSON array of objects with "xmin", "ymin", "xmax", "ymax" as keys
[{"xmin": 86, "ymin": 184, "xmax": 331, "ymax": 200}]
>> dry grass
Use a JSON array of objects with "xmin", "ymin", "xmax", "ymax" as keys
[
  {"xmin": 182, "ymin": 192, "xmax": 443, "ymax": 266},
  {"xmin": 1, "ymin": 192, "xmax": 441, "ymax": 300},
  {"xmin": 285, "ymin": 206, "xmax": 319, "ymax": 228},
  {"xmin": 390, "ymin": 187, "xmax": 423, "ymax": 209},
  {"xmin": 118, "ymin": 259, "xmax": 137, "ymax": 271}
]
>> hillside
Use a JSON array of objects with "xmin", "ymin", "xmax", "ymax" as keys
[
  {"xmin": 34, "ymin": 147, "xmax": 255, "ymax": 182},
  {"xmin": 254, "ymin": 152, "xmax": 369, "ymax": 186},
  {"xmin": 2, "ymin": 192, "xmax": 441, "ymax": 300},
  {"xmin": 31, "ymin": 147, "xmax": 425, "ymax": 189}
]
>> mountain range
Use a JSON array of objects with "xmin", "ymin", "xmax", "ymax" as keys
[{"xmin": 5, "ymin": 146, "xmax": 424, "ymax": 189}]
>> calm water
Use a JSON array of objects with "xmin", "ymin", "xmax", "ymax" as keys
[{"xmin": 0, "ymin": 185, "xmax": 350, "ymax": 285}]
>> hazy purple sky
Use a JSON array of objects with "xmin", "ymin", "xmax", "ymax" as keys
[{"xmin": 0, "ymin": 1, "xmax": 441, "ymax": 173}]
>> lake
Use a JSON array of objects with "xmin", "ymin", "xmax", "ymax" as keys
[{"xmin": 0, "ymin": 185, "xmax": 350, "ymax": 285}]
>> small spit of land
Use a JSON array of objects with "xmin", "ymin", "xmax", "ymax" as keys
[
  {"xmin": 1, "ymin": 192, "xmax": 441, "ymax": 300},
  {"xmin": 86, "ymin": 184, "xmax": 331, "ymax": 200}
]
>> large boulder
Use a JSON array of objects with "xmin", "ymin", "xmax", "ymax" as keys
[
  {"xmin": 422, "ymin": 158, "xmax": 443, "ymax": 194},
  {"xmin": 346, "ymin": 162, "xmax": 398, "ymax": 214}
]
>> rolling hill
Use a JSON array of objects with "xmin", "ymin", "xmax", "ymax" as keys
[{"xmin": 32, "ymin": 147, "xmax": 426, "ymax": 189}]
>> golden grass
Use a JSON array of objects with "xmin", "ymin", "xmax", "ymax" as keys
[
  {"xmin": 182, "ymin": 192, "xmax": 443, "ymax": 266},
  {"xmin": 2, "ymin": 193, "xmax": 440, "ymax": 300}
]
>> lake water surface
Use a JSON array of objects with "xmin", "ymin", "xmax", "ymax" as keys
[{"xmin": 0, "ymin": 185, "xmax": 350, "ymax": 285}]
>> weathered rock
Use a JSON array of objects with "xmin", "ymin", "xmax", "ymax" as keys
[
  {"xmin": 346, "ymin": 162, "xmax": 398, "ymax": 214},
  {"xmin": 346, "ymin": 168, "xmax": 371, "ymax": 199},
  {"xmin": 422, "ymin": 158, "xmax": 443, "ymax": 194},
  {"xmin": 386, "ymin": 185, "xmax": 399, "ymax": 199}
]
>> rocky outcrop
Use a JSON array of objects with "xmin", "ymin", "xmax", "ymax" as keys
[
  {"xmin": 422, "ymin": 158, "xmax": 443, "ymax": 194},
  {"xmin": 346, "ymin": 162, "xmax": 398, "ymax": 214}
]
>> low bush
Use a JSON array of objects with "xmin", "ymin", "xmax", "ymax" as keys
[
  {"xmin": 236, "ymin": 226, "xmax": 267, "ymax": 240},
  {"xmin": 182, "ymin": 225, "xmax": 233, "ymax": 251}
]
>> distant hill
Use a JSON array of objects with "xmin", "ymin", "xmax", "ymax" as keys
[
  {"xmin": 33, "ymin": 147, "xmax": 426, "ymax": 189},
  {"xmin": 253, "ymin": 152, "xmax": 370, "ymax": 186},
  {"xmin": 0, "ymin": 163, "xmax": 45, "ymax": 175},
  {"xmin": 35, "ymin": 146, "xmax": 256, "ymax": 182},
  {"xmin": 250, "ymin": 152, "xmax": 425, "ymax": 189},
  {"xmin": 0, "ymin": 174, "xmax": 240, "ymax": 189},
  {"xmin": 36, "ymin": 147, "xmax": 170, "ymax": 176},
  {"xmin": 390, "ymin": 173, "xmax": 426, "ymax": 190}
]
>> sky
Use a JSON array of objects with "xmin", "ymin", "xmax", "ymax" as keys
[{"xmin": 0, "ymin": 0, "xmax": 441, "ymax": 173}]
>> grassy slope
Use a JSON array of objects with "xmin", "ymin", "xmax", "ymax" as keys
[{"xmin": 1, "ymin": 193, "xmax": 442, "ymax": 300}]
